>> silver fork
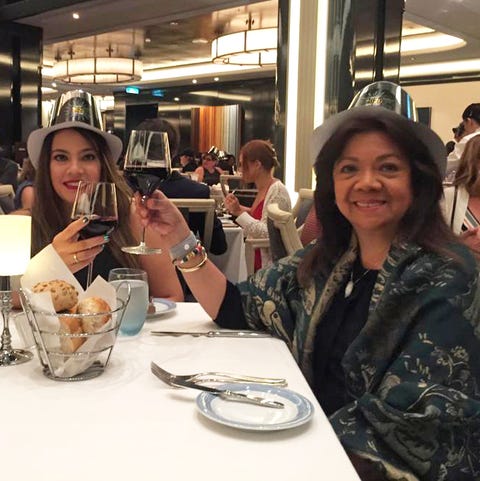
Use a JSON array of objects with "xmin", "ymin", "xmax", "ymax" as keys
[
  {"xmin": 150, "ymin": 363, "xmax": 287, "ymax": 387},
  {"xmin": 151, "ymin": 363, "xmax": 285, "ymax": 408}
]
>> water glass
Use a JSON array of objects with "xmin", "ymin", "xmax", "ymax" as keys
[
  {"xmin": 12, "ymin": 312, "xmax": 36, "ymax": 350},
  {"xmin": 108, "ymin": 268, "xmax": 149, "ymax": 336}
]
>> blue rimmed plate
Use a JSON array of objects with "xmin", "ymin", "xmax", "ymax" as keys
[
  {"xmin": 196, "ymin": 383, "xmax": 314, "ymax": 431},
  {"xmin": 146, "ymin": 298, "xmax": 177, "ymax": 320}
]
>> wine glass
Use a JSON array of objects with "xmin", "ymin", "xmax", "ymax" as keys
[
  {"xmin": 121, "ymin": 130, "xmax": 172, "ymax": 255},
  {"xmin": 71, "ymin": 181, "xmax": 119, "ymax": 287}
]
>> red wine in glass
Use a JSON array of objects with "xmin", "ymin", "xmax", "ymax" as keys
[
  {"xmin": 71, "ymin": 182, "xmax": 119, "ymax": 287},
  {"xmin": 77, "ymin": 215, "xmax": 118, "ymax": 239},
  {"xmin": 124, "ymin": 166, "xmax": 169, "ymax": 196},
  {"xmin": 121, "ymin": 130, "xmax": 172, "ymax": 255}
]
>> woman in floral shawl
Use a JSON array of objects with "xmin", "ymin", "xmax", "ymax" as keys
[{"xmin": 137, "ymin": 104, "xmax": 480, "ymax": 480}]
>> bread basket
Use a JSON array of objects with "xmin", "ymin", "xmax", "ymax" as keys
[{"xmin": 19, "ymin": 287, "xmax": 129, "ymax": 381}]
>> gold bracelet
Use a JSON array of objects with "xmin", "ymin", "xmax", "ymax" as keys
[{"xmin": 175, "ymin": 251, "xmax": 208, "ymax": 273}]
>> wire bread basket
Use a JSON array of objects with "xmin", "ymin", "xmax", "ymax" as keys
[{"xmin": 20, "ymin": 287, "xmax": 129, "ymax": 381}]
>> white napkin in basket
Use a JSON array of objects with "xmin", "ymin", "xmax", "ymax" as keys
[{"xmin": 20, "ymin": 244, "xmax": 119, "ymax": 378}]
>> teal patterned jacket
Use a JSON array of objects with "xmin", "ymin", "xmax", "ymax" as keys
[{"xmin": 237, "ymin": 239, "xmax": 480, "ymax": 480}]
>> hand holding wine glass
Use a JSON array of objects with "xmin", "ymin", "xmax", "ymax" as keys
[
  {"xmin": 71, "ymin": 181, "xmax": 119, "ymax": 287},
  {"xmin": 122, "ymin": 130, "xmax": 172, "ymax": 255}
]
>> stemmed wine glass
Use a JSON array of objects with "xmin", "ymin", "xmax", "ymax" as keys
[
  {"xmin": 121, "ymin": 130, "xmax": 172, "ymax": 255},
  {"xmin": 71, "ymin": 181, "xmax": 119, "ymax": 287}
]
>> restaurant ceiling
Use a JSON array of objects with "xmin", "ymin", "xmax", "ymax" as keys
[{"xmin": 13, "ymin": 0, "xmax": 480, "ymax": 96}]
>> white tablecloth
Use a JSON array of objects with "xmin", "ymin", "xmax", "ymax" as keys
[
  {"xmin": 2, "ymin": 303, "xmax": 359, "ymax": 481},
  {"xmin": 210, "ymin": 225, "xmax": 247, "ymax": 283}
]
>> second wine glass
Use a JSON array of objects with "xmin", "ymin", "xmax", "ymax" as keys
[
  {"xmin": 121, "ymin": 130, "xmax": 172, "ymax": 255},
  {"xmin": 71, "ymin": 181, "xmax": 119, "ymax": 288}
]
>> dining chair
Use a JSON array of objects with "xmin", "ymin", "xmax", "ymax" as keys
[
  {"xmin": 170, "ymin": 198, "xmax": 216, "ymax": 252},
  {"xmin": 244, "ymin": 196, "xmax": 311, "ymax": 275},
  {"xmin": 244, "ymin": 237, "xmax": 270, "ymax": 276},
  {"xmin": 266, "ymin": 203, "xmax": 303, "ymax": 261},
  {"xmin": 219, "ymin": 174, "xmax": 244, "ymax": 197}
]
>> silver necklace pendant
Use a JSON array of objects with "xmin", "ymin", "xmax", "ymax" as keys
[
  {"xmin": 344, "ymin": 268, "xmax": 371, "ymax": 298},
  {"xmin": 344, "ymin": 279, "xmax": 354, "ymax": 298}
]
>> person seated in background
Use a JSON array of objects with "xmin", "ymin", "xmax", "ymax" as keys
[
  {"xmin": 0, "ymin": 148, "xmax": 19, "ymax": 191},
  {"xmin": 14, "ymin": 158, "xmax": 35, "ymax": 211},
  {"xmin": 224, "ymin": 139, "xmax": 291, "ymax": 271},
  {"xmin": 137, "ymin": 101, "xmax": 480, "ymax": 481},
  {"xmin": 158, "ymin": 170, "xmax": 227, "ymax": 255},
  {"xmin": 446, "ymin": 103, "xmax": 480, "ymax": 178},
  {"xmin": 217, "ymin": 152, "xmax": 235, "ymax": 174},
  {"xmin": 444, "ymin": 134, "xmax": 480, "ymax": 259},
  {"xmin": 179, "ymin": 148, "xmax": 197, "ymax": 173},
  {"xmin": 0, "ymin": 152, "xmax": 19, "ymax": 214},
  {"xmin": 17, "ymin": 89, "xmax": 183, "ymax": 301},
  {"xmin": 194, "ymin": 152, "xmax": 223, "ymax": 185}
]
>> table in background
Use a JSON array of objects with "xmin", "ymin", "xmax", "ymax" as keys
[
  {"xmin": 210, "ymin": 223, "xmax": 247, "ymax": 283},
  {"xmin": 2, "ymin": 303, "xmax": 359, "ymax": 481}
]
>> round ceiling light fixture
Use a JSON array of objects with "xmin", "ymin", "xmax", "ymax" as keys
[
  {"xmin": 211, "ymin": 23, "xmax": 277, "ymax": 66},
  {"xmin": 52, "ymin": 56, "xmax": 143, "ymax": 84}
]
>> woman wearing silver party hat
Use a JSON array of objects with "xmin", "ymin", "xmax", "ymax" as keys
[
  {"xmin": 22, "ymin": 90, "xmax": 183, "ymax": 300},
  {"xmin": 137, "ymin": 81, "xmax": 480, "ymax": 479}
]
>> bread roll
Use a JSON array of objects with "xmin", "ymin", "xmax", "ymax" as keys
[
  {"xmin": 32, "ymin": 280, "xmax": 78, "ymax": 312},
  {"xmin": 58, "ymin": 313, "xmax": 85, "ymax": 353},
  {"xmin": 77, "ymin": 297, "xmax": 111, "ymax": 333}
]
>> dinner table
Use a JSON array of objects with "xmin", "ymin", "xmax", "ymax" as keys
[
  {"xmin": 209, "ymin": 221, "xmax": 248, "ymax": 283},
  {"xmin": 2, "ymin": 302, "xmax": 360, "ymax": 481}
]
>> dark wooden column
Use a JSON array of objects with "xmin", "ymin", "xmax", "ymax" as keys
[
  {"xmin": 324, "ymin": 0, "xmax": 405, "ymax": 117},
  {"xmin": 0, "ymin": 22, "xmax": 42, "ymax": 157}
]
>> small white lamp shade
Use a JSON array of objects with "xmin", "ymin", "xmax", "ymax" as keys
[{"xmin": 0, "ymin": 216, "xmax": 31, "ymax": 276}]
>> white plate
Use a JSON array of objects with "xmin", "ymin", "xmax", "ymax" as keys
[
  {"xmin": 146, "ymin": 298, "xmax": 177, "ymax": 320},
  {"xmin": 196, "ymin": 383, "xmax": 314, "ymax": 431}
]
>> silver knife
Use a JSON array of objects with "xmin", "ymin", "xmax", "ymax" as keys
[
  {"xmin": 153, "ymin": 372, "xmax": 284, "ymax": 409},
  {"xmin": 150, "ymin": 330, "xmax": 271, "ymax": 338}
]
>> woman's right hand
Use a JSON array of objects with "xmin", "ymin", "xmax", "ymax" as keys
[
  {"xmin": 224, "ymin": 193, "xmax": 242, "ymax": 216},
  {"xmin": 52, "ymin": 217, "xmax": 109, "ymax": 273},
  {"xmin": 136, "ymin": 190, "xmax": 191, "ymax": 248}
]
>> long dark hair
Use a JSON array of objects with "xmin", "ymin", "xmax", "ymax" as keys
[
  {"xmin": 299, "ymin": 115, "xmax": 457, "ymax": 284},
  {"xmin": 32, "ymin": 127, "xmax": 140, "ymax": 269}
]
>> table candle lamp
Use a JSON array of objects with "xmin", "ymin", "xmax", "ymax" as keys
[{"xmin": 0, "ymin": 215, "xmax": 33, "ymax": 366}]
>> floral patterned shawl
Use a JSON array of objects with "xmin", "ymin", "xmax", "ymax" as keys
[{"xmin": 237, "ymin": 239, "xmax": 480, "ymax": 480}]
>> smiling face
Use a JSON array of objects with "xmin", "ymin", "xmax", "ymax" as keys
[
  {"xmin": 49, "ymin": 129, "xmax": 102, "ymax": 206},
  {"xmin": 333, "ymin": 131, "xmax": 413, "ymax": 243}
]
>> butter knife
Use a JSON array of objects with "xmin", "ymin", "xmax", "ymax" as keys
[
  {"xmin": 150, "ymin": 330, "xmax": 271, "ymax": 338},
  {"xmin": 152, "ymin": 367, "xmax": 284, "ymax": 409}
]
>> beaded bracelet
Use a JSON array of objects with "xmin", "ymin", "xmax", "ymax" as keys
[
  {"xmin": 172, "ymin": 240, "xmax": 205, "ymax": 265},
  {"xmin": 175, "ymin": 250, "xmax": 208, "ymax": 273}
]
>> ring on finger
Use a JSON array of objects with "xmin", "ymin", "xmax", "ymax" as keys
[{"xmin": 73, "ymin": 253, "xmax": 79, "ymax": 264}]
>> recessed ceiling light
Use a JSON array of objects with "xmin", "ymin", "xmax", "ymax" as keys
[
  {"xmin": 192, "ymin": 79, "xmax": 197, "ymax": 84},
  {"xmin": 145, "ymin": 37, "xmax": 151, "ymax": 43},
  {"xmin": 192, "ymin": 38, "xmax": 208, "ymax": 44},
  {"xmin": 170, "ymin": 21, "xmax": 178, "ymax": 26},
  {"xmin": 72, "ymin": 12, "xmax": 79, "ymax": 20},
  {"xmin": 174, "ymin": 97, "xmax": 180, "ymax": 102},
  {"xmin": 214, "ymin": 77, "xmax": 219, "ymax": 81}
]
